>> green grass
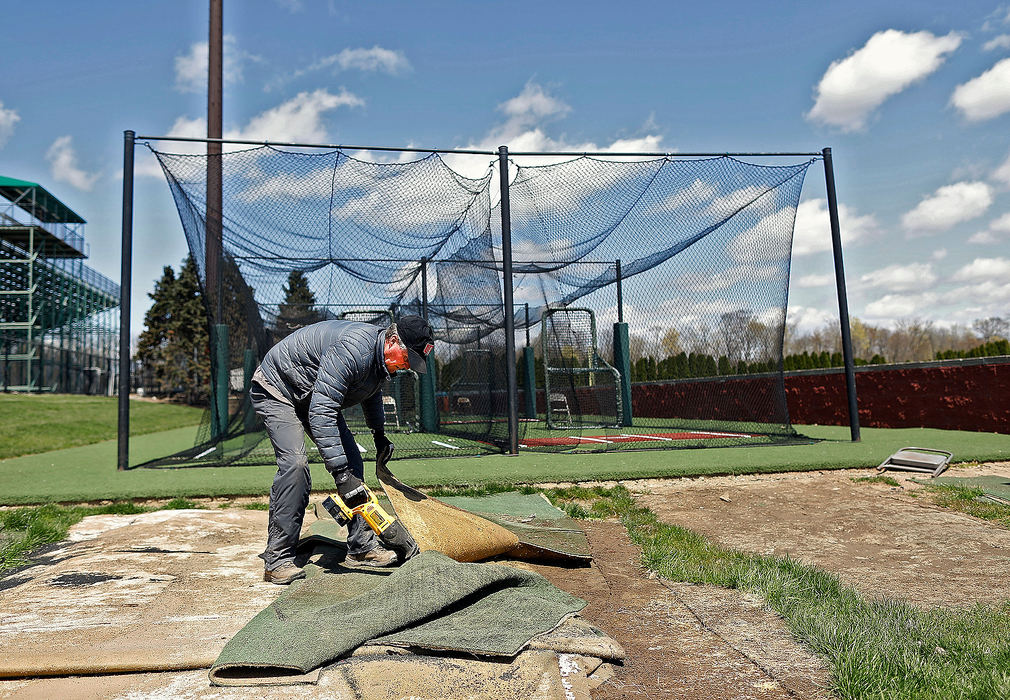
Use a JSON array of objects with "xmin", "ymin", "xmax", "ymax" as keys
[
  {"xmin": 1, "ymin": 423, "xmax": 1009, "ymax": 505},
  {"xmin": 0, "ymin": 394, "xmax": 203, "ymax": 459},
  {"xmin": 921, "ymin": 484, "xmax": 1010, "ymax": 528},
  {"xmin": 548, "ymin": 485, "xmax": 1010, "ymax": 699},
  {"xmin": 851, "ymin": 475, "xmax": 901, "ymax": 487},
  {"xmin": 0, "ymin": 502, "xmax": 151, "ymax": 574}
]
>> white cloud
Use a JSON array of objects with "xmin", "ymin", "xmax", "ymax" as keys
[
  {"xmin": 676, "ymin": 264, "xmax": 780, "ymax": 292},
  {"xmin": 951, "ymin": 58, "xmax": 1010, "ymax": 121},
  {"xmin": 991, "ymin": 212, "xmax": 1010, "ymax": 232},
  {"xmin": 726, "ymin": 206, "xmax": 797, "ymax": 263},
  {"xmin": 795, "ymin": 273, "xmax": 834, "ymax": 288},
  {"xmin": 931, "ymin": 248, "xmax": 948, "ymax": 260},
  {"xmin": 951, "ymin": 256, "xmax": 1010, "ymax": 281},
  {"xmin": 138, "ymin": 89, "xmax": 361, "ymax": 177},
  {"xmin": 968, "ymin": 230, "xmax": 1000, "ymax": 244},
  {"xmin": 786, "ymin": 305, "xmax": 836, "ymax": 334},
  {"xmin": 901, "ymin": 181, "xmax": 993, "ymax": 234},
  {"xmin": 859, "ymin": 262, "xmax": 937, "ymax": 292},
  {"xmin": 807, "ymin": 29, "xmax": 962, "ymax": 131},
  {"xmin": 234, "ymin": 88, "xmax": 362, "ymax": 143},
  {"xmin": 325, "ymin": 46, "xmax": 410, "ymax": 74},
  {"xmin": 792, "ymin": 199, "xmax": 877, "ymax": 255},
  {"xmin": 950, "ymin": 279, "xmax": 1010, "ymax": 307},
  {"xmin": 0, "ymin": 100, "xmax": 19, "ymax": 147},
  {"xmin": 46, "ymin": 136, "xmax": 99, "ymax": 191},
  {"xmin": 984, "ymin": 34, "xmax": 1010, "ymax": 51},
  {"xmin": 864, "ymin": 292, "xmax": 939, "ymax": 319},
  {"xmin": 267, "ymin": 46, "xmax": 410, "ymax": 91},
  {"xmin": 175, "ymin": 35, "xmax": 257, "ymax": 93},
  {"xmin": 994, "ymin": 151, "xmax": 1010, "ymax": 186}
]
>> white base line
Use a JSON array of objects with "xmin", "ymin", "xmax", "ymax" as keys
[
  {"xmin": 691, "ymin": 430, "xmax": 752, "ymax": 438},
  {"xmin": 620, "ymin": 433, "xmax": 673, "ymax": 441},
  {"xmin": 356, "ymin": 442, "xmax": 367, "ymax": 453},
  {"xmin": 432, "ymin": 440, "xmax": 460, "ymax": 450},
  {"xmin": 194, "ymin": 447, "xmax": 217, "ymax": 459},
  {"xmin": 570, "ymin": 436, "xmax": 613, "ymax": 444}
]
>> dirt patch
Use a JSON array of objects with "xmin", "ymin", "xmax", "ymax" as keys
[
  {"xmin": 526, "ymin": 521, "xmax": 831, "ymax": 699},
  {"xmin": 628, "ymin": 462, "xmax": 1010, "ymax": 608}
]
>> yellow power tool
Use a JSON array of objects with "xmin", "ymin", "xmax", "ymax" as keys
[{"xmin": 321, "ymin": 473, "xmax": 419, "ymax": 562}]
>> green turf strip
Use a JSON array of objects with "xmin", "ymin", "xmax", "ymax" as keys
[
  {"xmin": 549, "ymin": 485, "xmax": 1010, "ymax": 699},
  {"xmin": 1, "ymin": 424, "xmax": 1009, "ymax": 505}
]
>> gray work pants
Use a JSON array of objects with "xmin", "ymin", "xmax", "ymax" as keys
[{"xmin": 250, "ymin": 382, "xmax": 377, "ymax": 569}]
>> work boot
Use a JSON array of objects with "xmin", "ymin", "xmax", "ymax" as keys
[
  {"xmin": 263, "ymin": 562, "xmax": 306, "ymax": 585},
  {"xmin": 346, "ymin": 545, "xmax": 399, "ymax": 568}
]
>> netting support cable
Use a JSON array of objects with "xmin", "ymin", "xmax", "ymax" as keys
[
  {"xmin": 498, "ymin": 146, "xmax": 520, "ymax": 455},
  {"xmin": 133, "ymin": 135, "xmax": 821, "ymax": 159},
  {"xmin": 117, "ymin": 130, "xmax": 135, "ymax": 471},
  {"xmin": 823, "ymin": 147, "xmax": 860, "ymax": 442}
]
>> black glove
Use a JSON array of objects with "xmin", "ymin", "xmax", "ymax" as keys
[
  {"xmin": 335, "ymin": 473, "xmax": 369, "ymax": 508},
  {"xmin": 373, "ymin": 431, "xmax": 393, "ymax": 465}
]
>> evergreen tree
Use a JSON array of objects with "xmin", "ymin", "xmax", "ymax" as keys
[
  {"xmin": 136, "ymin": 266, "xmax": 176, "ymax": 394},
  {"xmin": 167, "ymin": 255, "xmax": 210, "ymax": 404},
  {"xmin": 275, "ymin": 270, "xmax": 321, "ymax": 340}
]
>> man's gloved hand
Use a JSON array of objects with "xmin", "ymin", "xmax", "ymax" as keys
[
  {"xmin": 373, "ymin": 430, "xmax": 393, "ymax": 465},
  {"xmin": 335, "ymin": 473, "xmax": 369, "ymax": 509}
]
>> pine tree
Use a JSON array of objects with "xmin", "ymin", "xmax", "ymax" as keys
[
  {"xmin": 136, "ymin": 266, "xmax": 177, "ymax": 394},
  {"xmin": 275, "ymin": 270, "xmax": 321, "ymax": 340},
  {"xmin": 166, "ymin": 255, "xmax": 210, "ymax": 404}
]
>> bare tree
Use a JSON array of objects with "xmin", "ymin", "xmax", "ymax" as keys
[{"xmin": 973, "ymin": 317, "xmax": 1009, "ymax": 343}]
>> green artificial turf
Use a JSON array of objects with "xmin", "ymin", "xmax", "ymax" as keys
[
  {"xmin": 2, "ymin": 423, "xmax": 1009, "ymax": 505},
  {"xmin": 0, "ymin": 394, "xmax": 204, "ymax": 459}
]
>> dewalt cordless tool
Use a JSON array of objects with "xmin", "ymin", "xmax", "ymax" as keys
[{"xmin": 321, "ymin": 446, "xmax": 419, "ymax": 563}]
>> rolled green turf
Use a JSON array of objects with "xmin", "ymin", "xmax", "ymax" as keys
[{"xmin": 2, "ymin": 425, "xmax": 1009, "ymax": 505}]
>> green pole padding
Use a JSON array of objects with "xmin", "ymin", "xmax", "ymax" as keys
[
  {"xmin": 523, "ymin": 346, "xmax": 537, "ymax": 419},
  {"xmin": 243, "ymin": 348, "xmax": 256, "ymax": 432},
  {"xmin": 420, "ymin": 354, "xmax": 437, "ymax": 433},
  {"xmin": 613, "ymin": 322, "xmax": 633, "ymax": 427},
  {"xmin": 211, "ymin": 324, "xmax": 230, "ymax": 441}
]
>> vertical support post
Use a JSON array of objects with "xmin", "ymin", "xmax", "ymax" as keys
[
  {"xmin": 615, "ymin": 259, "xmax": 624, "ymax": 323},
  {"xmin": 613, "ymin": 322, "xmax": 633, "ymax": 427},
  {"xmin": 417, "ymin": 257, "xmax": 437, "ymax": 433},
  {"xmin": 206, "ymin": 0, "xmax": 223, "ymax": 324},
  {"xmin": 498, "ymin": 146, "xmax": 519, "ymax": 455},
  {"xmin": 524, "ymin": 302, "xmax": 530, "ymax": 347},
  {"xmin": 211, "ymin": 324, "xmax": 230, "ymax": 442},
  {"xmin": 117, "ymin": 130, "xmax": 135, "ymax": 471},
  {"xmin": 243, "ymin": 347, "xmax": 256, "ymax": 431},
  {"xmin": 823, "ymin": 147, "xmax": 860, "ymax": 442},
  {"xmin": 523, "ymin": 346, "xmax": 537, "ymax": 419}
]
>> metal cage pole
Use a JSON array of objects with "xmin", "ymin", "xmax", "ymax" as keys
[
  {"xmin": 498, "ymin": 146, "xmax": 520, "ymax": 455},
  {"xmin": 117, "ymin": 130, "xmax": 135, "ymax": 470},
  {"xmin": 823, "ymin": 147, "xmax": 860, "ymax": 442}
]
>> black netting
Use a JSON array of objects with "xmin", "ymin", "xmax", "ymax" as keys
[{"xmin": 137, "ymin": 144, "xmax": 814, "ymax": 467}]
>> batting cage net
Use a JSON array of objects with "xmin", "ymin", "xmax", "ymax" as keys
[{"xmin": 137, "ymin": 142, "xmax": 815, "ymax": 467}]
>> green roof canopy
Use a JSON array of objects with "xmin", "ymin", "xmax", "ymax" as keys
[{"xmin": 0, "ymin": 176, "xmax": 86, "ymax": 224}]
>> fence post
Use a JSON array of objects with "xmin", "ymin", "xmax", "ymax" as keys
[
  {"xmin": 823, "ymin": 147, "xmax": 860, "ymax": 442},
  {"xmin": 418, "ymin": 257, "xmax": 438, "ymax": 433},
  {"xmin": 498, "ymin": 146, "xmax": 520, "ymax": 455},
  {"xmin": 117, "ymin": 130, "xmax": 135, "ymax": 471},
  {"xmin": 211, "ymin": 324, "xmax": 230, "ymax": 443}
]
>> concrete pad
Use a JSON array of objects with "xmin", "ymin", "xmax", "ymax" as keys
[{"xmin": 0, "ymin": 509, "xmax": 281, "ymax": 678}]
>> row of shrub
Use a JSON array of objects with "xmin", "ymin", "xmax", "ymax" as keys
[
  {"xmin": 628, "ymin": 350, "xmax": 888, "ymax": 382},
  {"xmin": 935, "ymin": 339, "xmax": 1010, "ymax": 360}
]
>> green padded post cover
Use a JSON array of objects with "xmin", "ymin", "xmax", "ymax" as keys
[
  {"xmin": 420, "ymin": 353, "xmax": 438, "ymax": 433},
  {"xmin": 211, "ymin": 324, "xmax": 230, "ymax": 440},
  {"xmin": 523, "ymin": 346, "xmax": 537, "ymax": 419},
  {"xmin": 613, "ymin": 322, "xmax": 633, "ymax": 427}
]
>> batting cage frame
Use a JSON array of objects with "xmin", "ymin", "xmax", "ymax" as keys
[{"xmin": 117, "ymin": 131, "xmax": 860, "ymax": 470}]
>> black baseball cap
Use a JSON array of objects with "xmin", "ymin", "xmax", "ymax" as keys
[{"xmin": 397, "ymin": 315, "xmax": 435, "ymax": 374}]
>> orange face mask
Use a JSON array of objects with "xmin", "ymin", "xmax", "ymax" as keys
[{"xmin": 383, "ymin": 325, "xmax": 410, "ymax": 374}]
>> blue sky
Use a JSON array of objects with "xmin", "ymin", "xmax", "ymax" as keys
[{"xmin": 2, "ymin": 0, "xmax": 1009, "ymax": 341}]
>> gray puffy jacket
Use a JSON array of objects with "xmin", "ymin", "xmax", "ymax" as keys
[{"xmin": 258, "ymin": 320, "xmax": 387, "ymax": 473}]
